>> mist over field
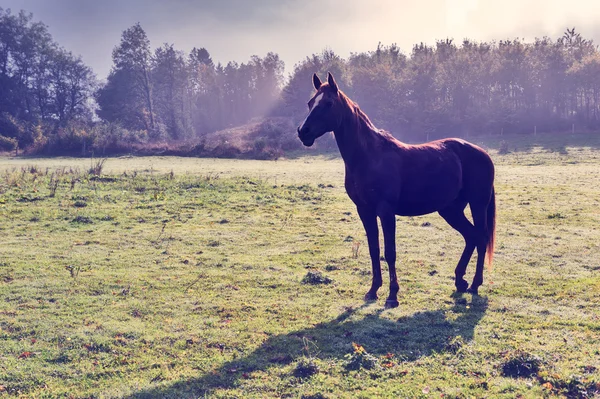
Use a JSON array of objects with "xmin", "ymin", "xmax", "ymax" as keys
[{"xmin": 1, "ymin": 1, "xmax": 600, "ymax": 157}]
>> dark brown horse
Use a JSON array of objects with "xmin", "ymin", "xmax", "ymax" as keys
[{"xmin": 297, "ymin": 72, "xmax": 496, "ymax": 308}]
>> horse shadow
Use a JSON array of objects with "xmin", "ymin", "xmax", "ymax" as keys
[{"xmin": 124, "ymin": 295, "xmax": 488, "ymax": 398}]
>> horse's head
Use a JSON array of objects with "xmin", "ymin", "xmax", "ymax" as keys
[{"xmin": 297, "ymin": 72, "xmax": 343, "ymax": 147}]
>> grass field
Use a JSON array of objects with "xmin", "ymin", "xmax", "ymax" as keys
[{"xmin": 1, "ymin": 133, "xmax": 600, "ymax": 398}]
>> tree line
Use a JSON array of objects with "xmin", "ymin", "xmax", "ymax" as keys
[
  {"xmin": 95, "ymin": 23, "xmax": 285, "ymax": 141},
  {"xmin": 0, "ymin": 8, "xmax": 96, "ymax": 152},
  {"xmin": 1, "ymin": 8, "xmax": 600, "ymax": 155}
]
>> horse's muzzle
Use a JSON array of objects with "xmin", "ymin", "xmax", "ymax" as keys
[{"xmin": 297, "ymin": 126, "xmax": 315, "ymax": 147}]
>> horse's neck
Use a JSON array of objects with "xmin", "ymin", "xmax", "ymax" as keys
[{"xmin": 333, "ymin": 104, "xmax": 379, "ymax": 166}]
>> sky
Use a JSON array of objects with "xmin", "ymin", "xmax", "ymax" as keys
[{"xmin": 2, "ymin": 0, "xmax": 600, "ymax": 81}]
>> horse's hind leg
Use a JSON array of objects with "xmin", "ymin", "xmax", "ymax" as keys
[
  {"xmin": 439, "ymin": 201, "xmax": 477, "ymax": 293},
  {"xmin": 379, "ymin": 211, "xmax": 399, "ymax": 308},
  {"xmin": 467, "ymin": 202, "xmax": 489, "ymax": 295}
]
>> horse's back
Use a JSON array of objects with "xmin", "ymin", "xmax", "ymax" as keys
[{"xmin": 384, "ymin": 139, "xmax": 465, "ymax": 215}]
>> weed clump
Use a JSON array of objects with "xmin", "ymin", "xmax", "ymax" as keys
[
  {"xmin": 544, "ymin": 374, "xmax": 599, "ymax": 398},
  {"xmin": 72, "ymin": 216, "xmax": 93, "ymax": 224},
  {"xmin": 548, "ymin": 212, "xmax": 566, "ymax": 219},
  {"xmin": 89, "ymin": 158, "xmax": 107, "ymax": 176},
  {"xmin": 301, "ymin": 271, "xmax": 332, "ymax": 285},
  {"xmin": 445, "ymin": 335, "xmax": 465, "ymax": 354},
  {"xmin": 345, "ymin": 343, "xmax": 380, "ymax": 371},
  {"xmin": 293, "ymin": 356, "xmax": 320, "ymax": 378},
  {"xmin": 501, "ymin": 350, "xmax": 543, "ymax": 378},
  {"xmin": 301, "ymin": 394, "xmax": 328, "ymax": 399}
]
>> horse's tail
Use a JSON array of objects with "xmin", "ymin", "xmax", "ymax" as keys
[{"xmin": 486, "ymin": 186, "xmax": 496, "ymax": 269}]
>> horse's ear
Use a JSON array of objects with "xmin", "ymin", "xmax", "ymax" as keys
[
  {"xmin": 313, "ymin": 73, "xmax": 322, "ymax": 90},
  {"xmin": 327, "ymin": 72, "xmax": 338, "ymax": 93}
]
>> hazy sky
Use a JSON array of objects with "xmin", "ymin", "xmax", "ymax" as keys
[{"xmin": 3, "ymin": 0, "xmax": 600, "ymax": 80}]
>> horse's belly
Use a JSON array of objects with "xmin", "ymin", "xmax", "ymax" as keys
[
  {"xmin": 395, "ymin": 181, "xmax": 462, "ymax": 216},
  {"xmin": 395, "ymin": 199, "xmax": 452, "ymax": 216}
]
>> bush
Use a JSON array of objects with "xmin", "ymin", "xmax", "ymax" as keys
[
  {"xmin": 0, "ymin": 112, "xmax": 22, "ymax": 143},
  {"xmin": 258, "ymin": 119, "xmax": 286, "ymax": 139},
  {"xmin": 0, "ymin": 113, "xmax": 47, "ymax": 150},
  {"xmin": 253, "ymin": 137, "xmax": 267, "ymax": 152},
  {"xmin": 254, "ymin": 117, "xmax": 303, "ymax": 154},
  {"xmin": 0, "ymin": 135, "xmax": 17, "ymax": 152},
  {"xmin": 42, "ymin": 121, "xmax": 91, "ymax": 155},
  {"xmin": 91, "ymin": 123, "xmax": 148, "ymax": 155},
  {"xmin": 210, "ymin": 142, "xmax": 242, "ymax": 158}
]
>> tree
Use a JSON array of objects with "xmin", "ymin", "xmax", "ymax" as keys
[
  {"xmin": 281, "ymin": 49, "xmax": 348, "ymax": 122},
  {"xmin": 250, "ymin": 52, "xmax": 285, "ymax": 116},
  {"xmin": 348, "ymin": 43, "xmax": 408, "ymax": 133},
  {"xmin": 97, "ymin": 23, "xmax": 155, "ymax": 132},
  {"xmin": 187, "ymin": 48, "xmax": 221, "ymax": 134},
  {"xmin": 49, "ymin": 48, "xmax": 95, "ymax": 125},
  {"xmin": 568, "ymin": 53, "xmax": 600, "ymax": 128},
  {"xmin": 153, "ymin": 43, "xmax": 188, "ymax": 139},
  {"xmin": 189, "ymin": 47, "xmax": 213, "ymax": 68}
]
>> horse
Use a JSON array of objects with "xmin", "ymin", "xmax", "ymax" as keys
[{"xmin": 297, "ymin": 72, "xmax": 496, "ymax": 309}]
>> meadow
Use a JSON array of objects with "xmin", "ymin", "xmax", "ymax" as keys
[{"xmin": 1, "ymin": 133, "xmax": 600, "ymax": 398}]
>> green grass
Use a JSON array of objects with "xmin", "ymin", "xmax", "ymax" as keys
[{"xmin": 1, "ymin": 134, "xmax": 600, "ymax": 398}]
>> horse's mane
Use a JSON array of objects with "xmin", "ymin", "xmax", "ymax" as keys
[{"xmin": 339, "ymin": 90, "xmax": 404, "ymax": 148}]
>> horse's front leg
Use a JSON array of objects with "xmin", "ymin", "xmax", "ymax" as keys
[
  {"xmin": 380, "ymin": 212, "xmax": 399, "ymax": 308},
  {"xmin": 357, "ymin": 207, "xmax": 382, "ymax": 301}
]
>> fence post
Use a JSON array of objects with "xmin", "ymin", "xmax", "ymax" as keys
[
  {"xmin": 572, "ymin": 124, "xmax": 575, "ymax": 135},
  {"xmin": 534, "ymin": 125, "xmax": 537, "ymax": 136}
]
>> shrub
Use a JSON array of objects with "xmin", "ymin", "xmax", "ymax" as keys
[
  {"xmin": 0, "ymin": 112, "xmax": 22, "ymax": 143},
  {"xmin": 253, "ymin": 137, "xmax": 267, "ymax": 152},
  {"xmin": 42, "ymin": 121, "xmax": 91, "ymax": 155},
  {"xmin": 0, "ymin": 135, "xmax": 17, "ymax": 152}
]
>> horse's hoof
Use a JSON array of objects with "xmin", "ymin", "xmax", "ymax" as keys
[
  {"xmin": 467, "ymin": 287, "xmax": 479, "ymax": 295},
  {"xmin": 384, "ymin": 300, "xmax": 399, "ymax": 309},
  {"xmin": 364, "ymin": 293, "xmax": 378, "ymax": 301},
  {"xmin": 455, "ymin": 279, "xmax": 469, "ymax": 293}
]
